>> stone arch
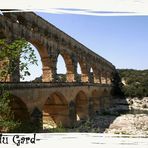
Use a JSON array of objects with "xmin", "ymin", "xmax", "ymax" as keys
[
  {"xmin": 20, "ymin": 40, "xmax": 51, "ymax": 82},
  {"xmin": 76, "ymin": 62, "xmax": 82, "ymax": 82},
  {"xmin": 61, "ymin": 49, "xmax": 77, "ymax": 82},
  {"xmin": 75, "ymin": 91, "xmax": 89, "ymax": 120},
  {"xmin": 56, "ymin": 49, "xmax": 76, "ymax": 82},
  {"xmin": 95, "ymin": 69, "xmax": 102, "ymax": 83},
  {"xmin": 91, "ymin": 63, "xmax": 101, "ymax": 84},
  {"xmin": 0, "ymin": 39, "xmax": 45, "ymax": 82},
  {"xmin": 77, "ymin": 62, "xmax": 81, "ymax": 74},
  {"xmin": 0, "ymin": 17, "xmax": 52, "ymax": 82},
  {"xmin": 56, "ymin": 54, "xmax": 67, "ymax": 82},
  {"xmin": 89, "ymin": 67, "xmax": 94, "ymax": 83},
  {"xmin": 77, "ymin": 57, "xmax": 89, "ymax": 82},
  {"xmin": 19, "ymin": 42, "xmax": 43, "ymax": 82},
  {"xmin": 9, "ymin": 94, "xmax": 30, "ymax": 121},
  {"xmin": 0, "ymin": 12, "xmax": 116, "ymax": 83},
  {"xmin": 42, "ymin": 92, "xmax": 69, "ymax": 129}
]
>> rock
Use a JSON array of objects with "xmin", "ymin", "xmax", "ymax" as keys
[
  {"xmin": 105, "ymin": 114, "xmax": 148, "ymax": 135},
  {"xmin": 68, "ymin": 97, "xmax": 148, "ymax": 135}
]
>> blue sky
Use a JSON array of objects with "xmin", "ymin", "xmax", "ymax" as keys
[
  {"xmin": 37, "ymin": 13, "xmax": 148, "ymax": 69},
  {"xmin": 23, "ymin": 13, "xmax": 148, "ymax": 81}
]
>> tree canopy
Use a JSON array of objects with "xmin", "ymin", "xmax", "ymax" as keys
[
  {"xmin": 0, "ymin": 39, "xmax": 38, "ymax": 132},
  {"xmin": 118, "ymin": 69, "xmax": 148, "ymax": 98},
  {"xmin": 0, "ymin": 39, "xmax": 38, "ymax": 81}
]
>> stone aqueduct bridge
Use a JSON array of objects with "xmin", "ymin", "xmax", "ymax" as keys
[{"xmin": 0, "ymin": 11, "xmax": 116, "ymax": 128}]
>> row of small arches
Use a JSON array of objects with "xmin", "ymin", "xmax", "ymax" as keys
[
  {"xmin": 21, "ymin": 43, "xmax": 111, "ymax": 84},
  {"xmin": 9, "ymin": 89, "xmax": 110, "ymax": 129}
]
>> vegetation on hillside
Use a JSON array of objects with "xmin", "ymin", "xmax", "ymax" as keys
[{"xmin": 118, "ymin": 69, "xmax": 148, "ymax": 98}]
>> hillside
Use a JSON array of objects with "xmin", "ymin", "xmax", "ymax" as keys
[{"xmin": 117, "ymin": 69, "xmax": 148, "ymax": 98}]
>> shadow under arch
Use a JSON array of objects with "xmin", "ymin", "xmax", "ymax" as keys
[
  {"xmin": 75, "ymin": 91, "xmax": 89, "ymax": 121},
  {"xmin": 42, "ymin": 92, "xmax": 69, "ymax": 129},
  {"xmin": 9, "ymin": 94, "xmax": 30, "ymax": 121},
  {"xmin": 99, "ymin": 88, "xmax": 110, "ymax": 112},
  {"xmin": 92, "ymin": 89, "xmax": 100, "ymax": 113}
]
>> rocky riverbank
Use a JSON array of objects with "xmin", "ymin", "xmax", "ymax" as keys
[
  {"xmin": 69, "ymin": 97, "xmax": 148, "ymax": 135},
  {"xmin": 105, "ymin": 97, "xmax": 148, "ymax": 135},
  {"xmin": 105, "ymin": 114, "xmax": 148, "ymax": 135}
]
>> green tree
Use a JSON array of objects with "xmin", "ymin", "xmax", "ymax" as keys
[
  {"xmin": 0, "ymin": 87, "xmax": 20, "ymax": 132},
  {"xmin": 0, "ymin": 39, "xmax": 38, "ymax": 132},
  {"xmin": 0, "ymin": 39, "xmax": 38, "ymax": 81}
]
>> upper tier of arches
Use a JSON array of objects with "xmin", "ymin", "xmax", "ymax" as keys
[{"xmin": 0, "ymin": 11, "xmax": 116, "ymax": 84}]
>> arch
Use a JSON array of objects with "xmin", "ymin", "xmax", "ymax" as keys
[
  {"xmin": 0, "ymin": 19, "xmax": 50, "ymax": 59},
  {"xmin": 92, "ymin": 89, "xmax": 100, "ymax": 113},
  {"xmin": 77, "ymin": 62, "xmax": 82, "ymax": 82},
  {"xmin": 19, "ymin": 40, "xmax": 50, "ymax": 82},
  {"xmin": 77, "ymin": 57, "xmax": 89, "ymax": 82},
  {"xmin": 42, "ymin": 92, "xmax": 69, "ymax": 129},
  {"xmin": 77, "ymin": 62, "xmax": 81, "ymax": 74},
  {"xmin": 56, "ymin": 54, "xmax": 67, "ymax": 82},
  {"xmin": 90, "ymin": 61, "xmax": 102, "ymax": 84},
  {"xmin": 56, "ymin": 54, "xmax": 66, "ymax": 74},
  {"xmin": 9, "ymin": 94, "xmax": 30, "ymax": 121},
  {"xmin": 89, "ymin": 67, "xmax": 94, "ymax": 83},
  {"xmin": 61, "ymin": 50, "xmax": 76, "ymax": 82},
  {"xmin": 92, "ymin": 66, "xmax": 101, "ymax": 84},
  {"xmin": 0, "ymin": 17, "xmax": 52, "ymax": 82},
  {"xmin": 20, "ymin": 42, "xmax": 43, "ymax": 82},
  {"xmin": 56, "ymin": 49, "xmax": 76, "ymax": 82},
  {"xmin": 0, "ymin": 39, "xmax": 44, "ymax": 82},
  {"xmin": 75, "ymin": 91, "xmax": 89, "ymax": 120}
]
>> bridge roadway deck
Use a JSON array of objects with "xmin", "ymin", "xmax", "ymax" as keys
[{"xmin": 0, "ymin": 82, "xmax": 112, "ymax": 89}]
